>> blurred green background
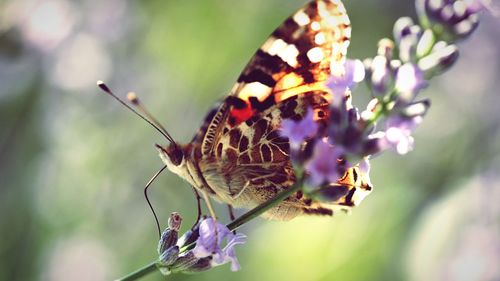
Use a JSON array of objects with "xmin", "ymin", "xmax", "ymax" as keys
[{"xmin": 1, "ymin": 0, "xmax": 499, "ymax": 280}]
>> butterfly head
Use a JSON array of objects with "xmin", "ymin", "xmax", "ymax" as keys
[{"xmin": 156, "ymin": 143, "xmax": 184, "ymax": 168}]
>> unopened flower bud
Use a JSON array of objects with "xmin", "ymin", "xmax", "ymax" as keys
[
  {"xmin": 416, "ymin": 0, "xmax": 484, "ymax": 41},
  {"xmin": 370, "ymin": 55, "xmax": 393, "ymax": 96},
  {"xmin": 418, "ymin": 44, "xmax": 459, "ymax": 76},
  {"xmin": 377, "ymin": 38, "xmax": 395, "ymax": 58},
  {"xmin": 182, "ymin": 257, "xmax": 213, "ymax": 273},
  {"xmin": 393, "ymin": 17, "xmax": 415, "ymax": 44},
  {"xmin": 169, "ymin": 252, "xmax": 200, "ymax": 273},
  {"xmin": 416, "ymin": 29, "xmax": 436, "ymax": 58},
  {"xmin": 394, "ymin": 63, "xmax": 427, "ymax": 102},
  {"xmin": 177, "ymin": 224, "xmax": 200, "ymax": 248},
  {"xmin": 158, "ymin": 213, "xmax": 182, "ymax": 255},
  {"xmin": 401, "ymin": 99, "xmax": 431, "ymax": 118},
  {"xmin": 159, "ymin": 246, "xmax": 179, "ymax": 266},
  {"xmin": 168, "ymin": 212, "xmax": 182, "ymax": 231},
  {"xmin": 398, "ymin": 24, "xmax": 422, "ymax": 63}
]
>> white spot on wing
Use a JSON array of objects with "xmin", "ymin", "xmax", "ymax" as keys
[
  {"xmin": 278, "ymin": 44, "xmax": 299, "ymax": 67},
  {"xmin": 293, "ymin": 10, "xmax": 310, "ymax": 26},
  {"xmin": 261, "ymin": 37, "xmax": 276, "ymax": 53},
  {"xmin": 311, "ymin": 21, "xmax": 321, "ymax": 31},
  {"xmin": 314, "ymin": 33, "xmax": 326, "ymax": 45},
  {"xmin": 238, "ymin": 82, "xmax": 272, "ymax": 101},
  {"xmin": 307, "ymin": 47, "xmax": 324, "ymax": 63},
  {"xmin": 267, "ymin": 38, "xmax": 287, "ymax": 56},
  {"xmin": 262, "ymin": 37, "xmax": 301, "ymax": 68}
]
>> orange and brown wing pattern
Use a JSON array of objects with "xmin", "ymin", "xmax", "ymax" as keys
[
  {"xmin": 199, "ymin": 93, "xmax": 330, "ymax": 207},
  {"xmin": 199, "ymin": 93, "xmax": 372, "ymax": 220},
  {"xmin": 198, "ymin": 0, "xmax": 351, "ymax": 154},
  {"xmin": 227, "ymin": 0, "xmax": 351, "ymax": 125}
]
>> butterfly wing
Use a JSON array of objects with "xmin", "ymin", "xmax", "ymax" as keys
[
  {"xmin": 200, "ymin": 92, "xmax": 330, "ymax": 208},
  {"xmin": 199, "ymin": 92, "xmax": 372, "ymax": 220},
  {"xmin": 189, "ymin": 0, "xmax": 362, "ymax": 219},
  {"xmin": 227, "ymin": 0, "xmax": 351, "ymax": 125},
  {"xmin": 198, "ymin": 0, "xmax": 351, "ymax": 155}
]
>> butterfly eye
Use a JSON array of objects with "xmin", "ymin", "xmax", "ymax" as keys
[{"xmin": 167, "ymin": 144, "xmax": 183, "ymax": 166}]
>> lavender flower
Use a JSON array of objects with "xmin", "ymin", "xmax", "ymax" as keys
[
  {"xmin": 394, "ymin": 17, "xmax": 422, "ymax": 63},
  {"xmin": 380, "ymin": 114, "xmax": 423, "ymax": 155},
  {"xmin": 117, "ymin": 0, "xmax": 490, "ymax": 279},
  {"xmin": 156, "ymin": 215, "xmax": 246, "ymax": 275},
  {"xmin": 159, "ymin": 246, "xmax": 180, "ymax": 267},
  {"xmin": 157, "ymin": 213, "xmax": 182, "ymax": 255},
  {"xmin": 326, "ymin": 59, "xmax": 365, "ymax": 106},
  {"xmin": 416, "ymin": 0, "xmax": 489, "ymax": 40},
  {"xmin": 192, "ymin": 218, "xmax": 246, "ymax": 272},
  {"xmin": 280, "ymin": 108, "xmax": 318, "ymax": 150},
  {"xmin": 368, "ymin": 57, "xmax": 392, "ymax": 96},
  {"xmin": 304, "ymin": 139, "xmax": 345, "ymax": 188},
  {"xmin": 418, "ymin": 42, "xmax": 459, "ymax": 76},
  {"xmin": 394, "ymin": 63, "xmax": 427, "ymax": 102},
  {"xmin": 364, "ymin": 39, "xmax": 396, "ymax": 97},
  {"xmin": 157, "ymin": 213, "xmax": 183, "ymax": 275}
]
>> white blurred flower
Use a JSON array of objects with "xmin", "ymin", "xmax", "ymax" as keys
[
  {"xmin": 2, "ymin": 0, "xmax": 79, "ymax": 51},
  {"xmin": 51, "ymin": 33, "xmax": 112, "ymax": 91},
  {"xmin": 44, "ymin": 236, "xmax": 115, "ymax": 281}
]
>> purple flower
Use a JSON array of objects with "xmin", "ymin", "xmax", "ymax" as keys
[
  {"xmin": 369, "ymin": 55, "xmax": 393, "ymax": 95},
  {"xmin": 359, "ymin": 158, "xmax": 371, "ymax": 175},
  {"xmin": 305, "ymin": 139, "xmax": 345, "ymax": 188},
  {"xmin": 222, "ymin": 233, "xmax": 247, "ymax": 271},
  {"xmin": 380, "ymin": 115, "xmax": 423, "ymax": 155},
  {"xmin": 395, "ymin": 63, "xmax": 427, "ymax": 101},
  {"xmin": 418, "ymin": 43, "xmax": 459, "ymax": 76},
  {"xmin": 326, "ymin": 59, "xmax": 365, "ymax": 106},
  {"xmin": 280, "ymin": 108, "xmax": 318, "ymax": 150},
  {"xmin": 192, "ymin": 218, "xmax": 246, "ymax": 272},
  {"xmin": 464, "ymin": 0, "xmax": 494, "ymax": 13},
  {"xmin": 393, "ymin": 17, "xmax": 422, "ymax": 62},
  {"xmin": 416, "ymin": 0, "xmax": 489, "ymax": 40}
]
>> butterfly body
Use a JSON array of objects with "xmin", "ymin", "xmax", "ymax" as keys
[{"xmin": 158, "ymin": 0, "xmax": 373, "ymax": 220}]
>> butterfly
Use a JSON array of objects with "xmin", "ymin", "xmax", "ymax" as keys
[{"xmin": 157, "ymin": 0, "xmax": 372, "ymax": 221}]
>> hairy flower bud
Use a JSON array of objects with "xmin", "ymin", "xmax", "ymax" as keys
[
  {"xmin": 177, "ymin": 225, "xmax": 200, "ymax": 248},
  {"xmin": 416, "ymin": 29, "xmax": 436, "ymax": 58},
  {"xmin": 418, "ymin": 43, "xmax": 459, "ymax": 76},
  {"xmin": 169, "ymin": 252, "xmax": 200, "ymax": 273},
  {"xmin": 370, "ymin": 55, "xmax": 393, "ymax": 96},
  {"xmin": 157, "ymin": 213, "xmax": 182, "ymax": 255},
  {"xmin": 159, "ymin": 246, "xmax": 179, "ymax": 266},
  {"xmin": 394, "ymin": 17, "xmax": 422, "ymax": 63},
  {"xmin": 416, "ymin": 0, "xmax": 485, "ymax": 40},
  {"xmin": 182, "ymin": 257, "xmax": 213, "ymax": 273},
  {"xmin": 168, "ymin": 212, "xmax": 182, "ymax": 231}
]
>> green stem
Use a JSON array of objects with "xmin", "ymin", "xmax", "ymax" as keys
[
  {"xmin": 115, "ymin": 262, "xmax": 157, "ymax": 281},
  {"xmin": 364, "ymin": 100, "xmax": 387, "ymax": 128},
  {"xmin": 117, "ymin": 175, "xmax": 304, "ymax": 281}
]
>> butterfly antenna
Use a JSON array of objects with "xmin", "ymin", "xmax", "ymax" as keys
[
  {"xmin": 126, "ymin": 92, "xmax": 177, "ymax": 146},
  {"xmin": 144, "ymin": 165, "xmax": 168, "ymax": 239},
  {"xmin": 97, "ymin": 81, "xmax": 176, "ymax": 145}
]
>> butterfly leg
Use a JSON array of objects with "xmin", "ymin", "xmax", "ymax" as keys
[
  {"xmin": 200, "ymin": 190, "xmax": 218, "ymax": 220},
  {"xmin": 190, "ymin": 186, "xmax": 202, "ymax": 229},
  {"xmin": 227, "ymin": 204, "xmax": 236, "ymax": 221}
]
